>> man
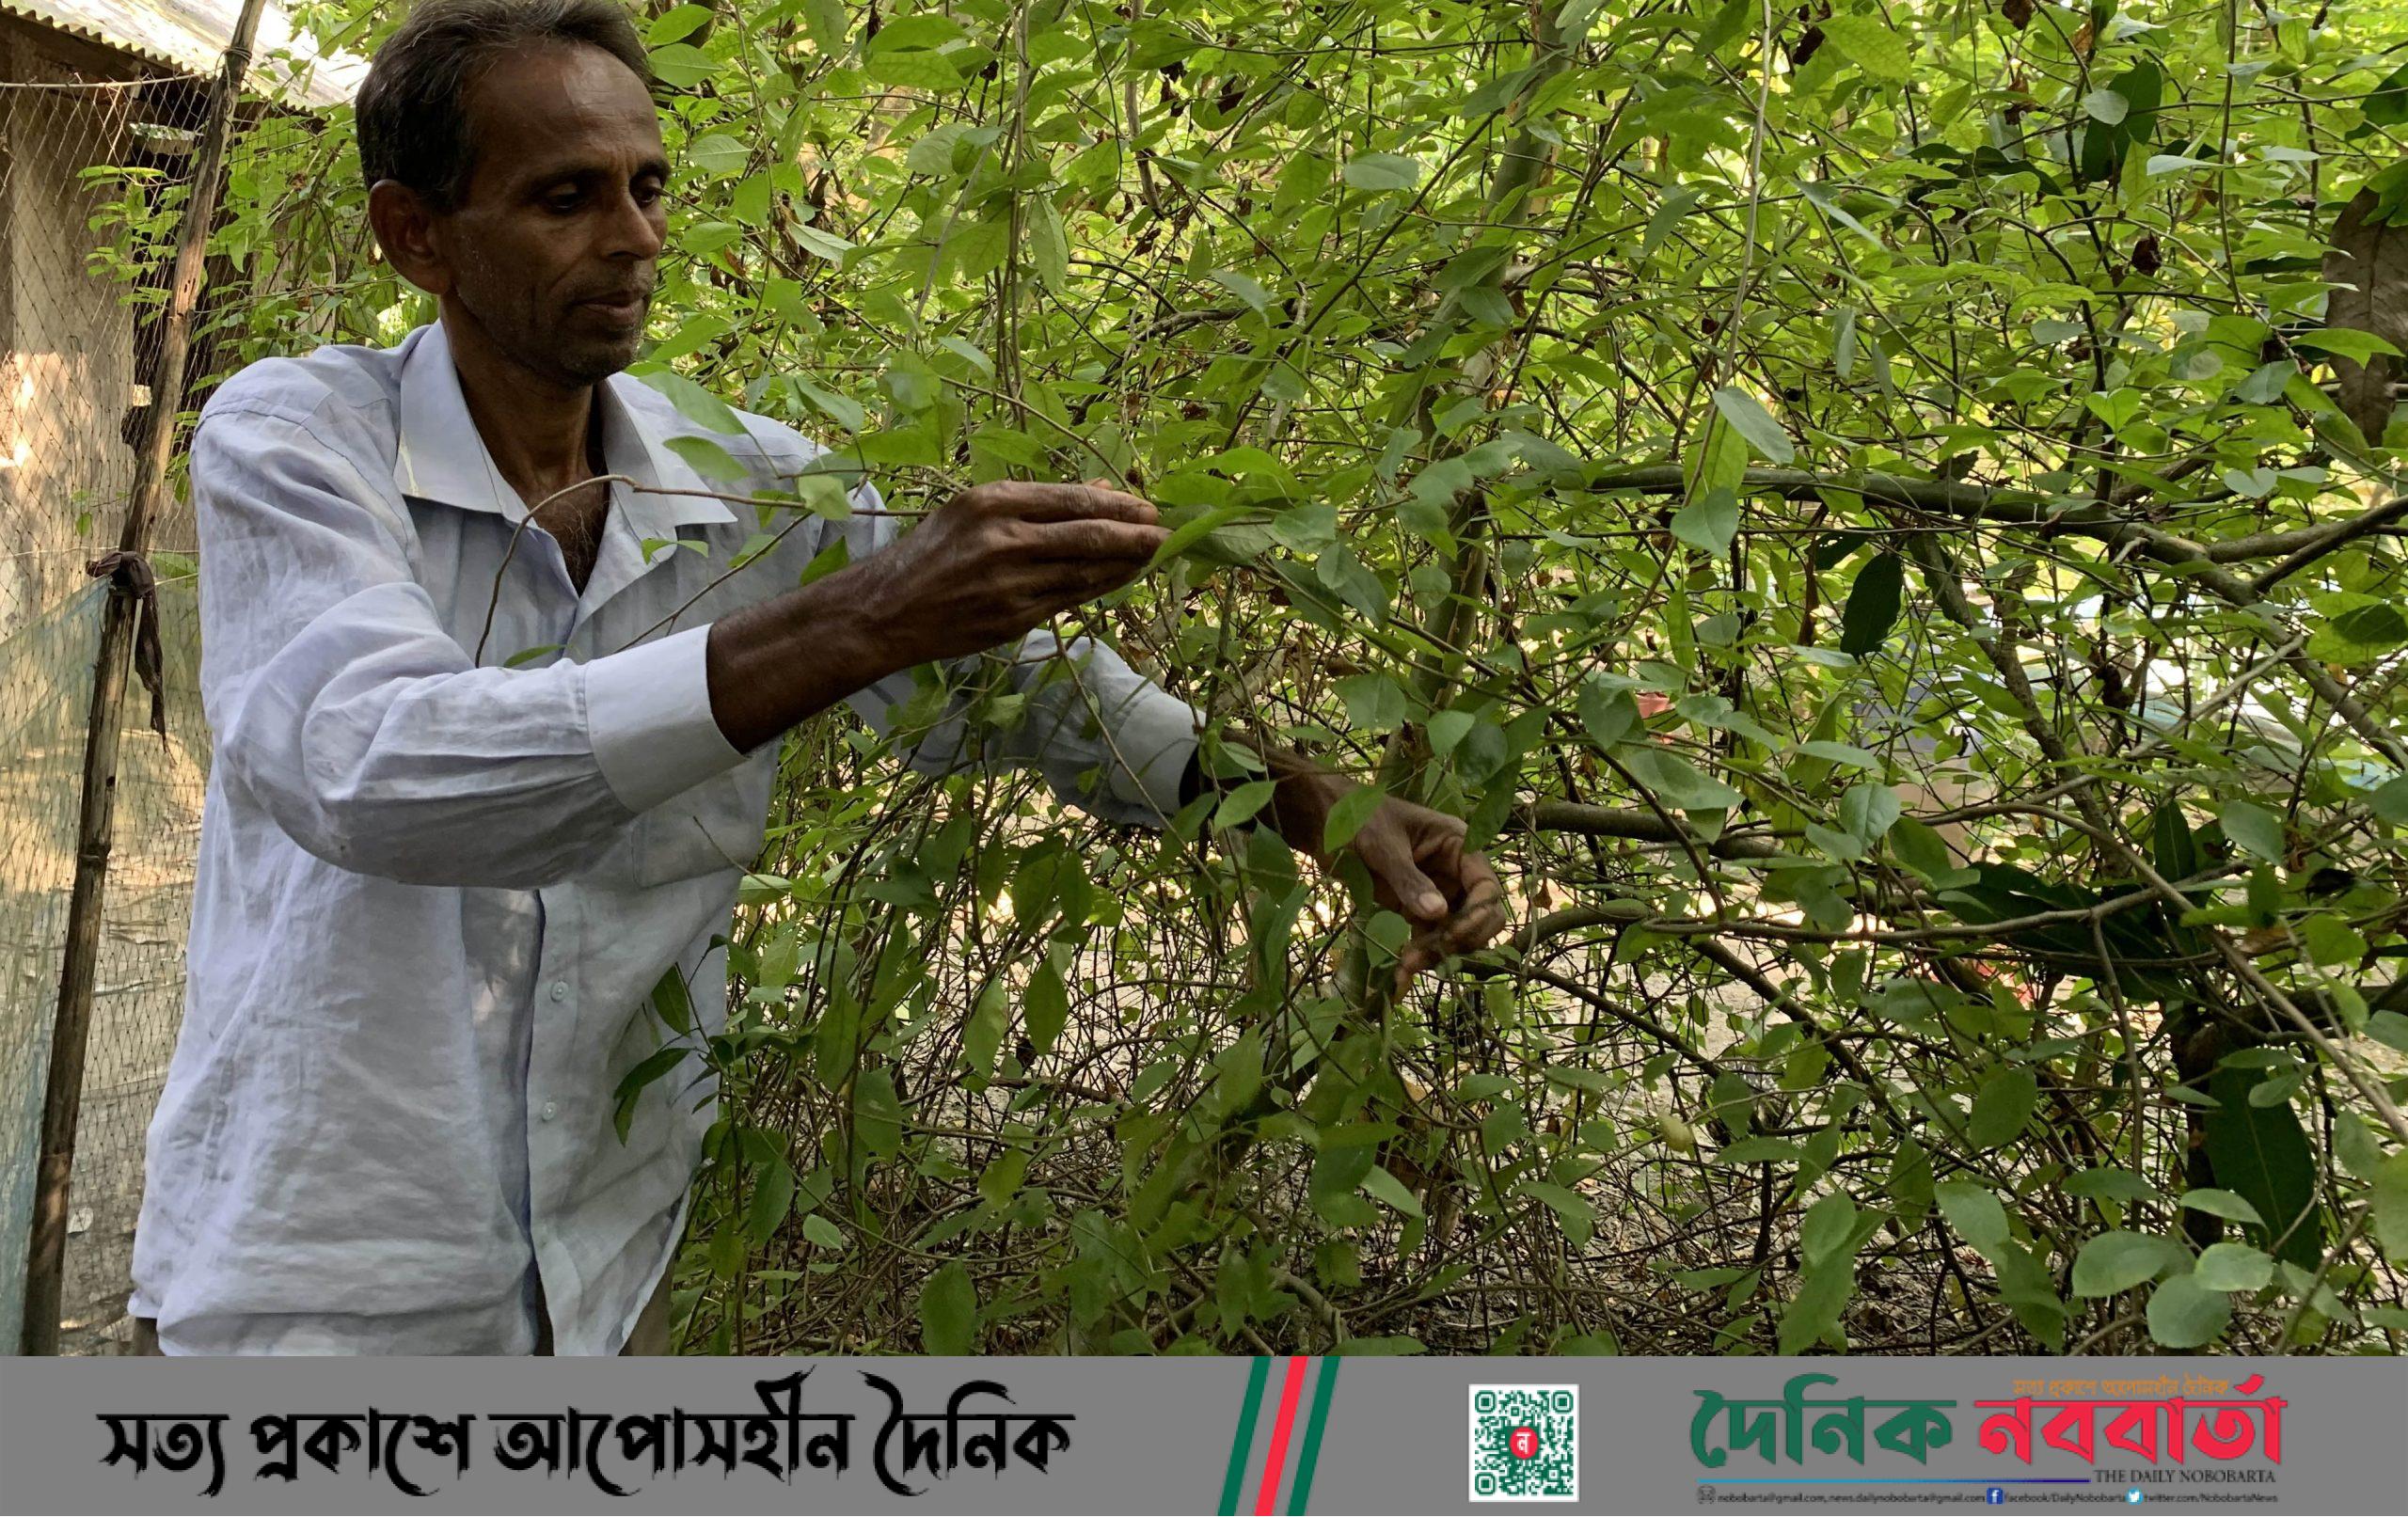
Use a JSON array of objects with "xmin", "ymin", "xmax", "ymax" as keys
[{"xmin": 127, "ymin": 0, "xmax": 1504, "ymax": 1355}]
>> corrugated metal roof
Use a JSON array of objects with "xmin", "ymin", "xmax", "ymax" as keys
[{"xmin": 0, "ymin": 0, "xmax": 367, "ymax": 107}]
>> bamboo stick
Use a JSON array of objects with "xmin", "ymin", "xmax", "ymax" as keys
[{"xmin": 20, "ymin": 0, "xmax": 268, "ymax": 1356}]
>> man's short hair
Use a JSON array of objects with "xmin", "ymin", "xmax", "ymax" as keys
[{"xmin": 356, "ymin": 0, "xmax": 653, "ymax": 213}]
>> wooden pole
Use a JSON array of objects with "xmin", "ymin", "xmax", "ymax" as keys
[{"xmin": 20, "ymin": 0, "xmax": 268, "ymax": 1355}]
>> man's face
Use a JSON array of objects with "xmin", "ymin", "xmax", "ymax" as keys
[{"xmin": 431, "ymin": 43, "xmax": 667, "ymax": 387}]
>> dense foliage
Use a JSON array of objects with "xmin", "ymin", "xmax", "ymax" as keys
[{"xmin": 98, "ymin": 0, "xmax": 2408, "ymax": 1353}]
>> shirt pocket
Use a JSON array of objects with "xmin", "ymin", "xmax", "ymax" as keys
[{"xmin": 630, "ymin": 747, "xmax": 776, "ymax": 889}]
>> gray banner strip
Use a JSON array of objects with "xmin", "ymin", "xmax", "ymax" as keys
[{"xmin": 2, "ymin": 1355, "xmax": 2400, "ymax": 1514}]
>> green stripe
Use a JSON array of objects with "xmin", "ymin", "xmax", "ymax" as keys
[
  {"xmin": 1285, "ymin": 1355, "xmax": 1342, "ymax": 1514},
  {"xmin": 1219, "ymin": 1355, "xmax": 1273, "ymax": 1515}
]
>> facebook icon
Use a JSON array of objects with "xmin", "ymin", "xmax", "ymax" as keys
[{"xmin": 1986, "ymin": 1491, "xmax": 2006, "ymax": 1506}]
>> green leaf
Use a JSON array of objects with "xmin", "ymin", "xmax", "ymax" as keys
[
  {"xmin": 1837, "ymin": 552, "xmax": 1905, "ymax": 656},
  {"xmin": 1799, "ymin": 1191, "xmax": 1858, "ymax": 1263},
  {"xmin": 1205, "ymin": 780, "xmax": 1274, "ymax": 832},
  {"xmin": 1715, "ymin": 1136, "xmax": 1802, "ymax": 1164},
  {"xmin": 2218, "ymin": 799, "xmax": 2286, "ymax": 861},
  {"xmin": 650, "ymin": 966, "xmax": 693, "ymax": 1035},
  {"xmin": 2367, "ymin": 60, "xmax": 2408, "ymax": 127},
  {"xmin": 2371, "ymin": 1154, "xmax": 2408, "ymax": 1264},
  {"xmin": 863, "ymin": 48, "xmax": 964, "ymax": 90},
  {"xmin": 2150, "ymin": 799, "xmax": 2201, "ymax": 879},
  {"xmin": 918, "ymin": 1262, "xmax": 979, "ymax": 1353},
  {"xmin": 1323, "ymin": 782, "xmax": 1387, "ymax": 851},
  {"xmin": 907, "ymin": 123, "xmax": 975, "ymax": 178},
  {"xmin": 1313, "ymin": 545, "xmax": 1390, "ymax": 624},
  {"xmin": 2192, "ymin": 1242, "xmax": 2273, "ymax": 1293},
  {"xmin": 1360, "ymin": 1164, "xmax": 1425, "ymax": 1217},
  {"xmin": 1621, "ymin": 745, "xmax": 1746, "ymax": 812},
  {"xmin": 1798, "ymin": 740, "xmax": 1879, "ymax": 769},
  {"xmin": 958, "ymin": 982, "xmax": 1006, "ymax": 1073},
  {"xmin": 1029, "ymin": 198, "xmax": 1070, "ymax": 294},
  {"xmin": 1211, "ymin": 268, "xmax": 1274, "ymax": 313},
  {"xmin": 2072, "ymin": 1230, "xmax": 2185, "ymax": 1296},
  {"xmin": 648, "ymin": 42, "xmax": 715, "ymax": 88},
  {"xmin": 611, "ymin": 1045, "xmax": 688, "ymax": 1143},
  {"xmin": 852, "ymin": 1067, "xmax": 903, "ymax": 1159},
  {"xmin": 1779, "ymin": 1246, "xmax": 1857, "ymax": 1353},
  {"xmin": 801, "ymin": 1212, "xmax": 846, "ymax": 1249},
  {"xmin": 1149, "ymin": 503, "xmax": 1254, "ymax": 570},
  {"xmin": 800, "ymin": 0, "xmax": 848, "ymax": 55},
  {"xmin": 744, "ymin": 1156, "xmax": 797, "ymax": 1246},
  {"xmin": 1427, "ymin": 709, "xmax": 1477, "ymax": 756},
  {"xmin": 790, "ymin": 224, "xmax": 856, "ymax": 263},
  {"xmin": 646, "ymin": 4, "xmax": 713, "ymax": 43},
  {"xmin": 1577, "ymin": 683, "xmax": 1640, "ymax": 748},
  {"xmin": 1888, "ymin": 816, "xmax": 1959, "ymax": 881},
  {"xmin": 639, "ymin": 368, "xmax": 746, "ymax": 435},
  {"xmin": 1341, "ymin": 152, "xmax": 1422, "ymax": 192},
  {"xmin": 1025, "ymin": 959, "xmax": 1069, "ymax": 1056},
  {"xmin": 1710, "ymin": 387, "xmax": 1797, "ymax": 463},
  {"xmin": 1519, "ymin": 1180, "xmax": 1594, "ymax": 1247},
  {"xmin": 665, "ymin": 433, "xmax": 747, "ymax": 483},
  {"xmin": 613, "ymin": 1045, "xmax": 689, "ymax": 1106},
  {"xmin": 2361, "ymin": 776, "xmax": 2408, "ymax": 824},
  {"xmin": 2333, "ymin": 1113, "xmax": 2384, "ymax": 1182},
  {"xmin": 1336, "ymin": 672, "xmax": 1408, "ymax": 732},
  {"xmin": 2371, "ymin": 1010, "xmax": 2408, "ymax": 1055},
  {"xmin": 2065, "ymin": 1168, "xmax": 2161, "ymax": 1206},
  {"xmin": 1671, "ymin": 486, "xmax": 1740, "ymax": 554},
  {"xmin": 1839, "ymin": 782, "xmax": 1902, "ymax": 844},
  {"xmin": 1814, "ymin": 15, "xmax": 1911, "ymax": 82},
  {"xmin": 687, "ymin": 133, "xmax": 749, "ymax": 177},
  {"xmin": 1968, "ymin": 1067, "xmax": 2040, "ymax": 1148},
  {"xmin": 2082, "ymin": 88, "xmax": 2131, "ymax": 124},
  {"xmin": 2146, "ymin": 1272, "xmax": 2232, "ymax": 1348},
  {"xmin": 2178, "ymin": 1188, "xmax": 2265, "ymax": 1225},
  {"xmin": 2202, "ymin": 1066, "xmax": 2323, "ymax": 1270},
  {"xmin": 503, "ymin": 642, "xmax": 562, "ymax": 669},
  {"xmin": 2328, "ymin": 602, "xmax": 2408, "ymax": 648},
  {"xmin": 2307, "ymin": 593, "xmax": 2408, "ymax": 662},
  {"xmin": 737, "ymin": 872, "xmax": 789, "ymax": 906},
  {"xmin": 1935, "ymin": 1181, "xmax": 2009, "ymax": 1249},
  {"xmin": 2292, "ymin": 329, "xmax": 2404, "ymax": 365}
]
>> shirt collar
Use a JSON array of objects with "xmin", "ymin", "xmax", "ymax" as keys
[{"xmin": 389, "ymin": 317, "xmax": 737, "ymax": 536}]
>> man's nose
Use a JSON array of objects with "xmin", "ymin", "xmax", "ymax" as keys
[{"xmin": 599, "ymin": 184, "xmax": 664, "ymax": 262}]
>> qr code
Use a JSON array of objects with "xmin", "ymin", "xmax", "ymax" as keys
[{"xmin": 1469, "ymin": 1384, "xmax": 1577, "ymax": 1501}]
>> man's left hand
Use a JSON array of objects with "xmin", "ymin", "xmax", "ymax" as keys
[
  {"xmin": 1261, "ymin": 766, "xmax": 1507, "ymax": 995},
  {"xmin": 1345, "ymin": 795, "xmax": 1510, "ymax": 995}
]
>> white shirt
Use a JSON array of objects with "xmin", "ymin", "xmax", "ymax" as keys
[{"xmin": 127, "ymin": 318, "xmax": 1198, "ymax": 1354}]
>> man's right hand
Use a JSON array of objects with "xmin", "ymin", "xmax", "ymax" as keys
[
  {"xmin": 705, "ymin": 478, "xmax": 1166, "ymax": 754},
  {"xmin": 858, "ymin": 479, "xmax": 1167, "ymax": 667}
]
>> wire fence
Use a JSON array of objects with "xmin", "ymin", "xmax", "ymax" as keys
[{"xmin": 1, "ymin": 52, "xmax": 214, "ymax": 1353}]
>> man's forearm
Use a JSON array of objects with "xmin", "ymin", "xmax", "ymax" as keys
[
  {"xmin": 704, "ymin": 569, "xmax": 918, "ymax": 754},
  {"xmin": 1187, "ymin": 730, "xmax": 1349, "ymax": 860},
  {"xmin": 704, "ymin": 477, "xmax": 1170, "ymax": 755}
]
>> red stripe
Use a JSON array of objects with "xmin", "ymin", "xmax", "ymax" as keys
[{"xmin": 1252, "ymin": 1356, "xmax": 1311, "ymax": 1516}]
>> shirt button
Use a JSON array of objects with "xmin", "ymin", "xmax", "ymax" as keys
[
  {"xmin": 541, "ymin": 1101, "xmax": 559, "ymax": 1122},
  {"xmin": 548, "ymin": 980, "xmax": 568, "ymax": 1002}
]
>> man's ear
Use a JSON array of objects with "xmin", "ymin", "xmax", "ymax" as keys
[{"xmin": 366, "ymin": 180, "xmax": 454, "ymax": 298}]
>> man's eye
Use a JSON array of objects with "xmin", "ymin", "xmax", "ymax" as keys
[{"xmin": 547, "ymin": 192, "xmax": 579, "ymax": 212}]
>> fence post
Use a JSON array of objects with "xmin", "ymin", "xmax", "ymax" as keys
[{"xmin": 19, "ymin": 0, "xmax": 267, "ymax": 1356}]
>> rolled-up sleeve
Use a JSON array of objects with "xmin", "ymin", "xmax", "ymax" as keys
[
  {"xmin": 798, "ymin": 466, "xmax": 1199, "ymax": 828},
  {"xmin": 194, "ymin": 399, "xmax": 748, "ymax": 888}
]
